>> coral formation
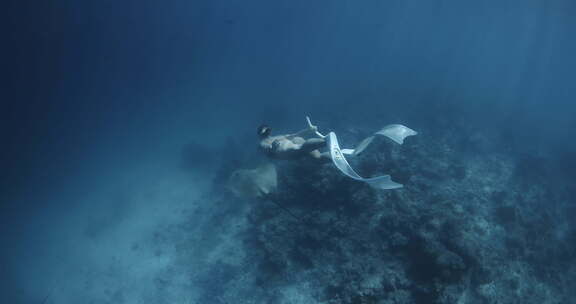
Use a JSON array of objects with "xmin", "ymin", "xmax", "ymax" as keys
[{"xmin": 162, "ymin": 122, "xmax": 575, "ymax": 303}]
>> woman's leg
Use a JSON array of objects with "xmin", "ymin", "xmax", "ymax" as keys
[
  {"xmin": 309, "ymin": 150, "xmax": 332, "ymax": 163},
  {"xmin": 300, "ymin": 138, "xmax": 326, "ymax": 153},
  {"xmin": 274, "ymin": 137, "xmax": 326, "ymax": 160}
]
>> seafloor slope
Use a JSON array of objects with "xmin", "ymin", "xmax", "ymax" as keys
[{"xmin": 161, "ymin": 122, "xmax": 575, "ymax": 304}]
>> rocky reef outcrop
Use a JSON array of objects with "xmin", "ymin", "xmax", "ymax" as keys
[{"xmin": 164, "ymin": 121, "xmax": 575, "ymax": 304}]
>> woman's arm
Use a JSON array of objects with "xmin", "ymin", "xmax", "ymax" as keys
[
  {"xmin": 286, "ymin": 116, "xmax": 325, "ymax": 139},
  {"xmin": 286, "ymin": 127, "xmax": 313, "ymax": 139}
]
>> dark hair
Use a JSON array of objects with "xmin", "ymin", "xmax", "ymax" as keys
[{"xmin": 257, "ymin": 124, "xmax": 271, "ymax": 137}]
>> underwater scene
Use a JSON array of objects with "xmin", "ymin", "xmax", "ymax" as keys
[{"xmin": 2, "ymin": 0, "xmax": 575, "ymax": 303}]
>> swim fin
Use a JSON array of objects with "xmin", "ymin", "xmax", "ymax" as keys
[
  {"xmin": 375, "ymin": 124, "xmax": 418, "ymax": 145},
  {"xmin": 328, "ymin": 132, "xmax": 403, "ymax": 190},
  {"xmin": 340, "ymin": 125, "xmax": 416, "ymax": 156}
]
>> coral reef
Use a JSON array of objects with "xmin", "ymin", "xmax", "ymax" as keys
[{"xmin": 164, "ymin": 123, "xmax": 576, "ymax": 303}]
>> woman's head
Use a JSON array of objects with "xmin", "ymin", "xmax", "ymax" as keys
[{"xmin": 257, "ymin": 125, "xmax": 271, "ymax": 138}]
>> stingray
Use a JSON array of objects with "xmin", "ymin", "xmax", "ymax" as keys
[{"xmin": 226, "ymin": 163, "xmax": 277, "ymax": 199}]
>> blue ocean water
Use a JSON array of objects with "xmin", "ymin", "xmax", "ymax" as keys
[{"xmin": 2, "ymin": 0, "xmax": 575, "ymax": 303}]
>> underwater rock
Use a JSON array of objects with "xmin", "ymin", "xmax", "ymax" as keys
[
  {"xmin": 185, "ymin": 121, "xmax": 575, "ymax": 304},
  {"xmin": 234, "ymin": 126, "xmax": 573, "ymax": 303}
]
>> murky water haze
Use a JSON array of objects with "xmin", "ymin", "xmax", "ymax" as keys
[{"xmin": 2, "ymin": 0, "xmax": 575, "ymax": 302}]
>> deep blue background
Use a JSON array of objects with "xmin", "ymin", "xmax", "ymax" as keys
[{"xmin": 2, "ymin": 0, "xmax": 575, "ymax": 302}]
